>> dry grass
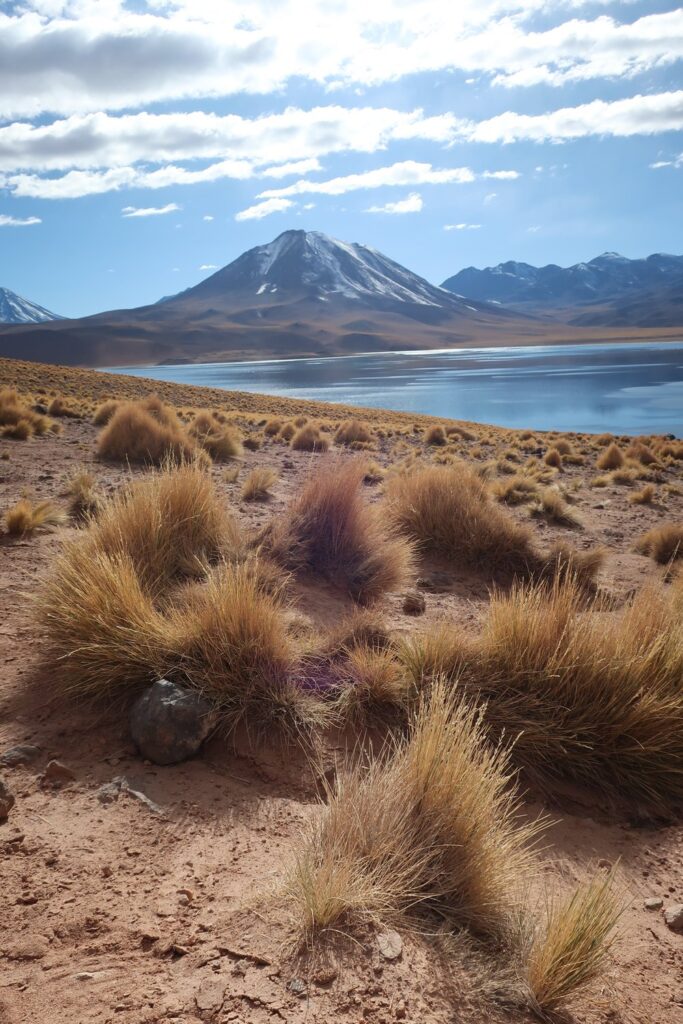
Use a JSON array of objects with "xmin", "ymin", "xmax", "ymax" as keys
[
  {"xmin": 335, "ymin": 645, "xmax": 413, "ymax": 721},
  {"xmin": 241, "ymin": 466, "xmax": 278, "ymax": 501},
  {"xmin": 189, "ymin": 411, "xmax": 243, "ymax": 460},
  {"xmin": 596, "ymin": 443, "xmax": 624, "ymax": 470},
  {"xmin": 385, "ymin": 463, "xmax": 538, "ymax": 577},
  {"xmin": 629, "ymin": 484, "xmax": 656, "ymax": 505},
  {"xmin": 635, "ymin": 522, "xmax": 683, "ymax": 564},
  {"xmin": 98, "ymin": 401, "xmax": 197, "ymax": 465},
  {"xmin": 286, "ymin": 681, "xmax": 540, "ymax": 940},
  {"xmin": 262, "ymin": 460, "xmax": 414, "ymax": 603},
  {"xmin": 491, "ymin": 475, "xmax": 539, "ymax": 506},
  {"xmin": 92, "ymin": 399, "xmax": 119, "ymax": 426},
  {"xmin": 0, "ymin": 387, "xmax": 53, "ymax": 439},
  {"xmin": 67, "ymin": 470, "xmax": 102, "ymax": 521},
  {"xmin": 291, "ymin": 424, "xmax": 330, "ymax": 452},
  {"xmin": 47, "ymin": 396, "xmax": 79, "ymax": 418},
  {"xmin": 530, "ymin": 488, "xmax": 582, "ymax": 528},
  {"xmin": 543, "ymin": 448, "xmax": 562, "ymax": 468},
  {"xmin": 525, "ymin": 870, "xmax": 620, "ymax": 1014},
  {"xmin": 423, "ymin": 424, "xmax": 447, "ymax": 446},
  {"xmin": 5, "ymin": 498, "xmax": 66, "ymax": 535},
  {"xmin": 335, "ymin": 420, "xmax": 373, "ymax": 446},
  {"xmin": 402, "ymin": 576, "xmax": 683, "ymax": 808}
]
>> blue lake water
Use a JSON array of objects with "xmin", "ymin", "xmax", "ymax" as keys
[{"xmin": 107, "ymin": 341, "xmax": 683, "ymax": 436}]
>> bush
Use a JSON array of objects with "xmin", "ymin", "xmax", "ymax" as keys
[
  {"xmin": 335, "ymin": 420, "xmax": 373, "ymax": 446},
  {"xmin": 189, "ymin": 411, "xmax": 242, "ymax": 460},
  {"xmin": 262, "ymin": 460, "xmax": 414, "ymax": 603},
  {"xmin": 423, "ymin": 424, "xmax": 447, "ymax": 446},
  {"xmin": 48, "ymin": 396, "xmax": 79, "ymax": 418},
  {"xmin": 241, "ymin": 467, "xmax": 278, "ymax": 501},
  {"xmin": 530, "ymin": 488, "xmax": 582, "ymax": 528},
  {"xmin": 67, "ymin": 470, "xmax": 102, "ymax": 521},
  {"xmin": 93, "ymin": 399, "xmax": 119, "ymax": 426},
  {"xmin": 291, "ymin": 424, "xmax": 330, "ymax": 452},
  {"xmin": 635, "ymin": 522, "xmax": 683, "ymax": 564},
  {"xmin": 5, "ymin": 498, "xmax": 65, "ymax": 535},
  {"xmin": 98, "ymin": 402, "xmax": 196, "ymax": 465},
  {"xmin": 596, "ymin": 443, "xmax": 624, "ymax": 470},
  {"xmin": 629, "ymin": 484, "xmax": 655, "ymax": 505},
  {"xmin": 543, "ymin": 448, "xmax": 562, "ymax": 468}
]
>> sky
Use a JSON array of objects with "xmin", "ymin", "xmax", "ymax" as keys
[{"xmin": 0, "ymin": 1, "xmax": 682, "ymax": 318}]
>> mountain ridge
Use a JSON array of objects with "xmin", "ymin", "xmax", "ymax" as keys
[{"xmin": 0, "ymin": 287, "xmax": 63, "ymax": 325}]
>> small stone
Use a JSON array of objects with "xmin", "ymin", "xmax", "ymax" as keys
[
  {"xmin": 130, "ymin": 679, "xmax": 218, "ymax": 766},
  {"xmin": 97, "ymin": 779, "xmax": 123, "ymax": 805},
  {"xmin": 416, "ymin": 571, "xmax": 452, "ymax": 593},
  {"xmin": 43, "ymin": 760, "xmax": 76, "ymax": 787},
  {"xmin": 195, "ymin": 977, "xmax": 226, "ymax": 1012},
  {"xmin": 395, "ymin": 998, "xmax": 407, "ymax": 1020},
  {"xmin": 0, "ymin": 744, "xmax": 41, "ymax": 768},
  {"xmin": 664, "ymin": 904, "xmax": 683, "ymax": 932},
  {"xmin": 288, "ymin": 978, "xmax": 307, "ymax": 996},
  {"xmin": 402, "ymin": 590, "xmax": 426, "ymax": 616},
  {"xmin": 74, "ymin": 972, "xmax": 95, "ymax": 981},
  {"xmin": 644, "ymin": 897, "xmax": 663, "ymax": 911},
  {"xmin": 377, "ymin": 929, "xmax": 403, "ymax": 961},
  {"xmin": 0, "ymin": 778, "xmax": 15, "ymax": 821}
]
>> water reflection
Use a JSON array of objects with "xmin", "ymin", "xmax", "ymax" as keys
[{"xmin": 107, "ymin": 341, "xmax": 683, "ymax": 436}]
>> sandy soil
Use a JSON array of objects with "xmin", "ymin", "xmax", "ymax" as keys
[{"xmin": 1, "ymin": 405, "xmax": 683, "ymax": 1024}]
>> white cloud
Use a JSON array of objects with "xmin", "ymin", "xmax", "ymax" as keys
[
  {"xmin": 199, "ymin": 263, "xmax": 218, "ymax": 269},
  {"xmin": 260, "ymin": 161, "xmax": 475, "ymax": 199},
  {"xmin": 0, "ymin": 5, "xmax": 680, "ymax": 118},
  {"xmin": 234, "ymin": 196, "xmax": 294, "ymax": 221},
  {"xmin": 121, "ymin": 202, "xmax": 180, "ymax": 217},
  {"xmin": 260, "ymin": 158, "xmax": 321, "ymax": 178},
  {"xmin": 444, "ymin": 222, "xmax": 481, "ymax": 230},
  {"xmin": 0, "ymin": 213, "xmax": 41, "ymax": 226},
  {"xmin": 650, "ymin": 153, "xmax": 683, "ymax": 169},
  {"xmin": 366, "ymin": 192, "xmax": 423, "ymax": 214},
  {"xmin": 527, "ymin": 225, "xmax": 541, "ymax": 233},
  {"xmin": 482, "ymin": 169, "xmax": 519, "ymax": 179},
  {"xmin": 483, "ymin": 192, "xmax": 497, "ymax": 204}
]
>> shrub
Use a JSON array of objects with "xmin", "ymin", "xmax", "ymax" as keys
[
  {"xmin": 241, "ymin": 467, "xmax": 278, "ymax": 501},
  {"xmin": 48, "ymin": 396, "xmax": 79, "ymax": 418},
  {"xmin": 530, "ymin": 488, "xmax": 582, "ymax": 528},
  {"xmin": 1, "ymin": 419, "xmax": 33, "ymax": 440},
  {"xmin": 543, "ymin": 448, "xmax": 562, "ymax": 468},
  {"xmin": 335, "ymin": 420, "xmax": 373, "ymax": 446},
  {"xmin": 286, "ymin": 682, "xmax": 539, "ymax": 940},
  {"xmin": 0, "ymin": 388, "xmax": 51, "ymax": 436},
  {"xmin": 635, "ymin": 523, "xmax": 683, "ymax": 564},
  {"xmin": 385, "ymin": 463, "xmax": 538, "ymax": 577},
  {"xmin": 67, "ymin": 470, "xmax": 102, "ymax": 521},
  {"xmin": 423, "ymin": 424, "xmax": 447, "ymax": 446},
  {"xmin": 93, "ymin": 399, "xmax": 119, "ymax": 426},
  {"xmin": 626, "ymin": 441, "xmax": 657, "ymax": 465},
  {"xmin": 262, "ymin": 460, "xmax": 414, "ymax": 603},
  {"xmin": 264, "ymin": 418, "xmax": 283, "ymax": 436},
  {"xmin": 335, "ymin": 646, "xmax": 412, "ymax": 721},
  {"xmin": 189, "ymin": 411, "xmax": 243, "ymax": 460},
  {"xmin": 596, "ymin": 443, "xmax": 624, "ymax": 470},
  {"xmin": 5, "ymin": 498, "xmax": 66, "ymax": 535},
  {"xmin": 291, "ymin": 424, "xmax": 330, "ymax": 452},
  {"xmin": 492, "ymin": 475, "xmax": 539, "ymax": 506},
  {"xmin": 629, "ymin": 484, "xmax": 655, "ymax": 505},
  {"xmin": 278, "ymin": 421, "xmax": 296, "ymax": 442},
  {"xmin": 98, "ymin": 402, "xmax": 196, "ymax": 465},
  {"xmin": 526, "ymin": 870, "xmax": 619, "ymax": 1014}
]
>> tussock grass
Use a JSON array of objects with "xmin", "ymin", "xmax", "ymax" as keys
[
  {"xmin": 543, "ymin": 448, "xmax": 562, "ymax": 468},
  {"xmin": 1, "ymin": 419, "xmax": 33, "ymax": 440},
  {"xmin": 385, "ymin": 463, "xmax": 538, "ymax": 577},
  {"xmin": 47, "ymin": 396, "xmax": 79, "ymax": 418},
  {"xmin": 629, "ymin": 483, "xmax": 656, "ymax": 505},
  {"xmin": 67, "ymin": 470, "xmax": 102, "ymax": 521},
  {"xmin": 530, "ymin": 488, "xmax": 582, "ymax": 528},
  {"xmin": 635, "ymin": 522, "xmax": 683, "ymax": 564},
  {"xmin": 291, "ymin": 423, "xmax": 330, "ymax": 452},
  {"xmin": 262, "ymin": 460, "xmax": 414, "ymax": 603},
  {"xmin": 0, "ymin": 387, "xmax": 52, "ymax": 438},
  {"xmin": 596, "ymin": 443, "xmax": 624, "ymax": 470},
  {"xmin": 423, "ymin": 424, "xmax": 447, "ymax": 446},
  {"xmin": 287, "ymin": 681, "xmax": 540, "ymax": 940},
  {"xmin": 335, "ymin": 645, "xmax": 413, "ymax": 721},
  {"xmin": 241, "ymin": 466, "xmax": 278, "ymax": 501},
  {"xmin": 189, "ymin": 411, "xmax": 243, "ymax": 460},
  {"xmin": 98, "ymin": 401, "xmax": 196, "ymax": 465},
  {"xmin": 92, "ymin": 399, "xmax": 119, "ymax": 425},
  {"xmin": 492, "ymin": 476, "xmax": 540, "ymax": 506},
  {"xmin": 526, "ymin": 870, "xmax": 620, "ymax": 1014},
  {"xmin": 264, "ymin": 418, "xmax": 283, "ymax": 436},
  {"xmin": 402, "ymin": 576, "xmax": 683, "ymax": 808},
  {"xmin": 325, "ymin": 607, "xmax": 393, "ymax": 656},
  {"xmin": 335, "ymin": 420, "xmax": 373, "ymax": 446},
  {"xmin": 5, "ymin": 498, "xmax": 66, "ymax": 535}
]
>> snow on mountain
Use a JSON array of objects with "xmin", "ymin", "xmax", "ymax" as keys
[{"xmin": 0, "ymin": 287, "xmax": 63, "ymax": 324}]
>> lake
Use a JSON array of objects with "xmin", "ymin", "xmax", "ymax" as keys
[{"xmin": 108, "ymin": 341, "xmax": 683, "ymax": 436}]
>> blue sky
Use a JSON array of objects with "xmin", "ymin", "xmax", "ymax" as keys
[{"xmin": 0, "ymin": 0, "xmax": 682, "ymax": 318}]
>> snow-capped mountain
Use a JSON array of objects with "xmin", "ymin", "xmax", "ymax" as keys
[
  {"xmin": 163, "ymin": 229, "xmax": 511, "ymax": 323},
  {"xmin": 441, "ymin": 253, "xmax": 683, "ymax": 324},
  {"xmin": 0, "ymin": 287, "xmax": 63, "ymax": 324}
]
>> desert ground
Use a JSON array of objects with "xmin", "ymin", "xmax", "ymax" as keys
[{"xmin": 0, "ymin": 356, "xmax": 682, "ymax": 1024}]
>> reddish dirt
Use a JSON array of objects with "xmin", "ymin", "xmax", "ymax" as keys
[{"xmin": 1, "ymin": 412, "xmax": 682, "ymax": 1024}]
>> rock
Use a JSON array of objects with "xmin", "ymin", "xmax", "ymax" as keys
[
  {"xmin": 644, "ymin": 897, "xmax": 663, "ymax": 911},
  {"xmin": 42, "ymin": 760, "xmax": 76, "ymax": 787},
  {"xmin": 130, "ymin": 679, "xmax": 218, "ymax": 766},
  {"xmin": 0, "ymin": 744, "xmax": 41, "ymax": 768},
  {"xmin": 0, "ymin": 778, "xmax": 15, "ymax": 822},
  {"xmin": 402, "ymin": 590, "xmax": 426, "ymax": 616},
  {"xmin": 416, "ymin": 571, "xmax": 452, "ymax": 593},
  {"xmin": 377, "ymin": 929, "xmax": 402, "ymax": 961},
  {"xmin": 288, "ymin": 978, "xmax": 307, "ymax": 996},
  {"xmin": 96, "ymin": 779, "xmax": 123, "ymax": 805},
  {"xmin": 664, "ymin": 903, "xmax": 683, "ymax": 932},
  {"xmin": 195, "ymin": 977, "xmax": 226, "ymax": 1013}
]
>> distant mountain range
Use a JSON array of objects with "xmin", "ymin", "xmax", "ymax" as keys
[
  {"xmin": 0, "ymin": 287, "xmax": 63, "ymax": 325},
  {"xmin": 0, "ymin": 236, "xmax": 681, "ymax": 368},
  {"xmin": 441, "ymin": 252, "xmax": 683, "ymax": 327}
]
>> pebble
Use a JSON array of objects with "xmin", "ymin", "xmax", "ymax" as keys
[
  {"xmin": 0, "ymin": 778, "xmax": 15, "ymax": 821},
  {"xmin": 664, "ymin": 904, "xmax": 683, "ymax": 932},
  {"xmin": 377, "ymin": 929, "xmax": 403, "ymax": 961},
  {"xmin": 288, "ymin": 978, "xmax": 307, "ymax": 996},
  {"xmin": 0, "ymin": 744, "xmax": 41, "ymax": 768},
  {"xmin": 644, "ymin": 897, "xmax": 663, "ymax": 911},
  {"xmin": 42, "ymin": 760, "xmax": 76, "ymax": 787}
]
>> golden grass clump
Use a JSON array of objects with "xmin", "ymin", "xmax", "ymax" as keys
[
  {"xmin": 47, "ymin": 396, "xmax": 79, "ymax": 418},
  {"xmin": 492, "ymin": 475, "xmax": 539, "ymax": 506},
  {"xmin": 596, "ymin": 443, "xmax": 624, "ymax": 470},
  {"xmin": 335, "ymin": 645, "xmax": 412, "ymax": 721},
  {"xmin": 188, "ymin": 410, "xmax": 243, "ymax": 460},
  {"xmin": 1, "ymin": 418, "xmax": 33, "ymax": 440},
  {"xmin": 287, "ymin": 681, "xmax": 539, "ymax": 940},
  {"xmin": 261, "ymin": 459, "xmax": 414, "ymax": 603},
  {"xmin": 629, "ymin": 483, "xmax": 655, "ymax": 505},
  {"xmin": 291, "ymin": 423, "xmax": 330, "ymax": 452},
  {"xmin": 385, "ymin": 463, "xmax": 538, "ymax": 577},
  {"xmin": 530, "ymin": 488, "xmax": 582, "ymax": 528},
  {"xmin": 241, "ymin": 466, "xmax": 278, "ymax": 501},
  {"xmin": 403, "ymin": 576, "xmax": 683, "ymax": 808},
  {"xmin": 98, "ymin": 400, "xmax": 196, "ymax": 465},
  {"xmin": 92, "ymin": 399, "xmax": 119, "ymax": 426},
  {"xmin": 635, "ymin": 522, "xmax": 683, "ymax": 564},
  {"xmin": 334, "ymin": 419, "xmax": 373, "ymax": 446},
  {"xmin": 0, "ymin": 387, "xmax": 52, "ymax": 438},
  {"xmin": 423, "ymin": 424, "xmax": 447, "ymax": 446},
  {"xmin": 5, "ymin": 498, "xmax": 66, "ymax": 535},
  {"xmin": 543, "ymin": 448, "xmax": 562, "ymax": 468},
  {"xmin": 67, "ymin": 470, "xmax": 102, "ymax": 521},
  {"xmin": 525, "ymin": 871, "xmax": 619, "ymax": 1014},
  {"xmin": 264, "ymin": 418, "xmax": 283, "ymax": 436}
]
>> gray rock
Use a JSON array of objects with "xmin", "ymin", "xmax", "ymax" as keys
[
  {"xmin": 377, "ymin": 929, "xmax": 403, "ymax": 961},
  {"xmin": 664, "ymin": 903, "xmax": 683, "ymax": 932},
  {"xmin": 402, "ymin": 590, "xmax": 426, "ymax": 616},
  {"xmin": 416, "ymin": 571, "xmax": 452, "ymax": 593},
  {"xmin": 644, "ymin": 897, "xmax": 663, "ymax": 911},
  {"xmin": 0, "ymin": 744, "xmax": 41, "ymax": 768},
  {"xmin": 0, "ymin": 778, "xmax": 15, "ymax": 821},
  {"xmin": 130, "ymin": 680, "xmax": 218, "ymax": 766}
]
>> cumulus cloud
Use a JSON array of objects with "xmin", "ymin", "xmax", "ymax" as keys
[
  {"xmin": 444, "ymin": 222, "xmax": 481, "ymax": 230},
  {"xmin": 0, "ymin": 4, "xmax": 681, "ymax": 118},
  {"xmin": 0, "ymin": 213, "xmax": 41, "ymax": 226},
  {"xmin": 121, "ymin": 202, "xmax": 180, "ymax": 217},
  {"xmin": 366, "ymin": 192, "xmax": 423, "ymax": 214},
  {"xmin": 234, "ymin": 196, "xmax": 294, "ymax": 221}
]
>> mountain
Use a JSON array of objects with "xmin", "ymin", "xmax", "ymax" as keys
[
  {"xmin": 0, "ymin": 230, "xmax": 539, "ymax": 368},
  {"xmin": 0, "ymin": 287, "xmax": 63, "ymax": 324},
  {"xmin": 441, "ymin": 253, "xmax": 683, "ymax": 327}
]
